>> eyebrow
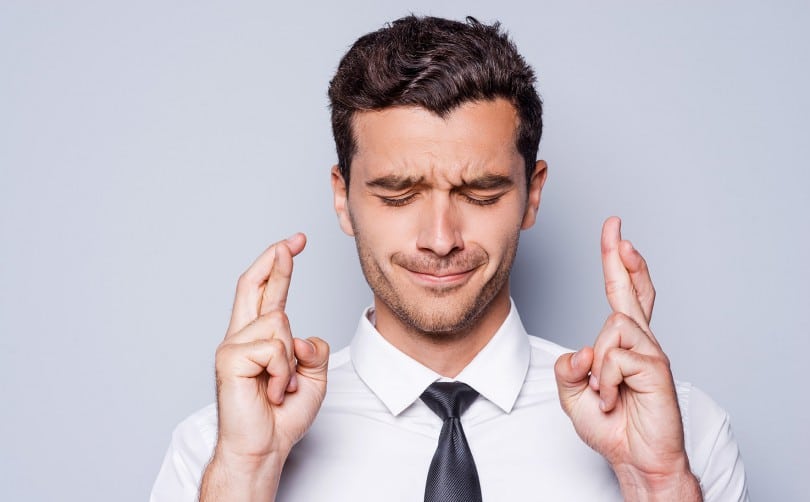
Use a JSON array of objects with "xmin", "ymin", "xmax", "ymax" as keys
[
  {"xmin": 366, "ymin": 175, "xmax": 424, "ymax": 191},
  {"xmin": 461, "ymin": 174, "xmax": 514, "ymax": 191},
  {"xmin": 366, "ymin": 173, "xmax": 515, "ymax": 191}
]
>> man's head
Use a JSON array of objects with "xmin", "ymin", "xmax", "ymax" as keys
[
  {"xmin": 328, "ymin": 15, "xmax": 542, "ymax": 189},
  {"xmin": 328, "ymin": 16, "xmax": 547, "ymax": 342}
]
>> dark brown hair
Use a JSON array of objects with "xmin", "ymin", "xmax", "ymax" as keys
[{"xmin": 328, "ymin": 15, "xmax": 543, "ymax": 189}]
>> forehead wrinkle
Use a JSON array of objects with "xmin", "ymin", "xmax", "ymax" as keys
[{"xmin": 351, "ymin": 100, "xmax": 524, "ymax": 189}]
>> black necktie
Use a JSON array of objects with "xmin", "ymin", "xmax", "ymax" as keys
[{"xmin": 420, "ymin": 382, "xmax": 482, "ymax": 502}]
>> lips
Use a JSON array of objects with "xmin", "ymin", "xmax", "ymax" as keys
[
  {"xmin": 404, "ymin": 268, "xmax": 474, "ymax": 288},
  {"xmin": 410, "ymin": 268, "xmax": 474, "ymax": 280},
  {"xmin": 396, "ymin": 257, "xmax": 485, "ymax": 289},
  {"xmin": 392, "ymin": 250, "xmax": 488, "ymax": 288},
  {"xmin": 405, "ymin": 265, "xmax": 475, "ymax": 277}
]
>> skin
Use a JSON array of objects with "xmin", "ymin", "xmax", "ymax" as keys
[
  {"xmin": 200, "ymin": 234, "xmax": 330, "ymax": 501},
  {"xmin": 555, "ymin": 217, "xmax": 702, "ymax": 500},
  {"xmin": 332, "ymin": 99, "xmax": 545, "ymax": 376},
  {"xmin": 200, "ymin": 98, "xmax": 701, "ymax": 501}
]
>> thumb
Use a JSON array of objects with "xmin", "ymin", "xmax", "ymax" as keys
[
  {"xmin": 554, "ymin": 347, "xmax": 593, "ymax": 412},
  {"xmin": 294, "ymin": 337, "xmax": 330, "ymax": 380}
]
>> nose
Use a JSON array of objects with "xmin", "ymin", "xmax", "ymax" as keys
[{"xmin": 415, "ymin": 196, "xmax": 464, "ymax": 256}]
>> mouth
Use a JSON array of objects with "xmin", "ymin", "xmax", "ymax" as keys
[
  {"xmin": 393, "ymin": 250, "xmax": 488, "ymax": 290},
  {"xmin": 403, "ymin": 266, "xmax": 478, "ymax": 287}
]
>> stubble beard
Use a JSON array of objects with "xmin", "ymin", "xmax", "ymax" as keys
[{"xmin": 353, "ymin": 230, "xmax": 520, "ymax": 342}]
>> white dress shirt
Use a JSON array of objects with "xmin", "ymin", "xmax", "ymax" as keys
[{"xmin": 151, "ymin": 303, "xmax": 748, "ymax": 501}]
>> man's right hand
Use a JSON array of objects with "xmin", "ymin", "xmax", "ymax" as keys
[{"xmin": 200, "ymin": 234, "xmax": 330, "ymax": 501}]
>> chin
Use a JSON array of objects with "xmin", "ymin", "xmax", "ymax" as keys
[{"xmin": 389, "ymin": 288, "xmax": 500, "ymax": 340}]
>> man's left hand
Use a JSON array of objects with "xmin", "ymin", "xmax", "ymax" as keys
[{"xmin": 554, "ymin": 216, "xmax": 703, "ymax": 501}]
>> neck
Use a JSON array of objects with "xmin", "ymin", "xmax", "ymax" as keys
[{"xmin": 373, "ymin": 286, "xmax": 512, "ymax": 378}]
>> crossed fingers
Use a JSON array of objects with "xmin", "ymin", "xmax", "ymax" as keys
[
  {"xmin": 216, "ymin": 311, "xmax": 297, "ymax": 403},
  {"xmin": 218, "ymin": 233, "xmax": 307, "ymax": 401},
  {"xmin": 593, "ymin": 216, "xmax": 668, "ymax": 412},
  {"xmin": 227, "ymin": 233, "xmax": 307, "ymax": 337},
  {"xmin": 589, "ymin": 312, "xmax": 669, "ymax": 411}
]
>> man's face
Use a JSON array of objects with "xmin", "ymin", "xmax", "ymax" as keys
[{"xmin": 332, "ymin": 98, "xmax": 546, "ymax": 339}]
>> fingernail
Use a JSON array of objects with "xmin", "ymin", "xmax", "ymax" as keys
[
  {"xmin": 589, "ymin": 374, "xmax": 598, "ymax": 389},
  {"xmin": 571, "ymin": 351, "xmax": 579, "ymax": 368},
  {"xmin": 599, "ymin": 400, "xmax": 606, "ymax": 412},
  {"xmin": 290, "ymin": 373, "xmax": 298, "ymax": 388}
]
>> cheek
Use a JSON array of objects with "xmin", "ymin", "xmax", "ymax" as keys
[
  {"xmin": 459, "ymin": 209, "xmax": 522, "ymax": 272},
  {"xmin": 357, "ymin": 211, "xmax": 410, "ymax": 236},
  {"xmin": 459, "ymin": 204, "xmax": 523, "ymax": 241},
  {"xmin": 350, "ymin": 204, "xmax": 416, "ymax": 254}
]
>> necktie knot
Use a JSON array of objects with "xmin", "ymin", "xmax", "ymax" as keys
[
  {"xmin": 420, "ymin": 381, "xmax": 482, "ymax": 502},
  {"xmin": 420, "ymin": 381, "xmax": 479, "ymax": 420}
]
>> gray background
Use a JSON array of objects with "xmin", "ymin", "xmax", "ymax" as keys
[{"xmin": 1, "ymin": 1, "xmax": 808, "ymax": 500}]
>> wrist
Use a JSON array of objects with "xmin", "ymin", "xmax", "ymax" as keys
[
  {"xmin": 612, "ymin": 460, "xmax": 702, "ymax": 502},
  {"xmin": 200, "ymin": 448, "xmax": 287, "ymax": 502},
  {"xmin": 213, "ymin": 444, "xmax": 287, "ymax": 472}
]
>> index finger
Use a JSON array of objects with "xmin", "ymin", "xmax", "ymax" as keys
[{"xmin": 601, "ymin": 217, "xmax": 648, "ymax": 330}]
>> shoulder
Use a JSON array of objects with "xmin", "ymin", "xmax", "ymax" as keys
[
  {"xmin": 526, "ymin": 333, "xmax": 573, "ymax": 358},
  {"xmin": 525, "ymin": 334, "xmax": 573, "ymax": 375},
  {"xmin": 327, "ymin": 342, "xmax": 353, "ymax": 372},
  {"xmin": 150, "ymin": 403, "xmax": 218, "ymax": 500},
  {"xmin": 320, "ymin": 343, "xmax": 381, "ymax": 409},
  {"xmin": 674, "ymin": 382, "xmax": 749, "ymax": 500},
  {"xmin": 324, "ymin": 343, "xmax": 358, "ymax": 389},
  {"xmin": 169, "ymin": 402, "xmax": 218, "ymax": 459}
]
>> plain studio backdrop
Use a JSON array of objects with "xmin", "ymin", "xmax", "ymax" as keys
[{"xmin": 1, "ymin": 1, "xmax": 808, "ymax": 500}]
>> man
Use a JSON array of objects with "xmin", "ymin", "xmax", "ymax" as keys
[{"xmin": 152, "ymin": 16, "xmax": 747, "ymax": 501}]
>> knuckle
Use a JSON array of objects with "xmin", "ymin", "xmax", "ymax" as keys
[
  {"xmin": 265, "ymin": 310, "xmax": 287, "ymax": 323},
  {"xmin": 607, "ymin": 311, "xmax": 627, "ymax": 326},
  {"xmin": 268, "ymin": 337, "xmax": 287, "ymax": 354},
  {"xmin": 263, "ymin": 309, "xmax": 289, "ymax": 326},
  {"xmin": 603, "ymin": 346, "xmax": 619, "ymax": 364},
  {"xmin": 236, "ymin": 271, "xmax": 253, "ymax": 289},
  {"xmin": 214, "ymin": 344, "xmax": 234, "ymax": 371},
  {"xmin": 604, "ymin": 279, "xmax": 629, "ymax": 295},
  {"xmin": 215, "ymin": 342, "xmax": 232, "ymax": 359}
]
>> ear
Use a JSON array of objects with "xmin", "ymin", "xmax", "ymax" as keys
[
  {"xmin": 331, "ymin": 165, "xmax": 355, "ymax": 236},
  {"xmin": 521, "ymin": 160, "xmax": 548, "ymax": 230}
]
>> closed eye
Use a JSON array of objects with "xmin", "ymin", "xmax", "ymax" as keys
[
  {"xmin": 463, "ymin": 193, "xmax": 502, "ymax": 206},
  {"xmin": 379, "ymin": 193, "xmax": 417, "ymax": 207}
]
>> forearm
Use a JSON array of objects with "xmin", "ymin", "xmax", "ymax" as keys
[
  {"xmin": 613, "ymin": 462, "xmax": 703, "ymax": 502},
  {"xmin": 199, "ymin": 450, "xmax": 285, "ymax": 502}
]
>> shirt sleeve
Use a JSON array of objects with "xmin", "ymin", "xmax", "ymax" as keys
[
  {"xmin": 678, "ymin": 383, "xmax": 749, "ymax": 502},
  {"xmin": 150, "ymin": 404, "xmax": 218, "ymax": 502}
]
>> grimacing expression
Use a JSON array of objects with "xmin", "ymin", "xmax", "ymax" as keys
[{"xmin": 332, "ymin": 98, "xmax": 545, "ymax": 339}]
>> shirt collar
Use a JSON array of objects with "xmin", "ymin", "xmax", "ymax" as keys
[{"xmin": 349, "ymin": 300, "xmax": 530, "ymax": 416}]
